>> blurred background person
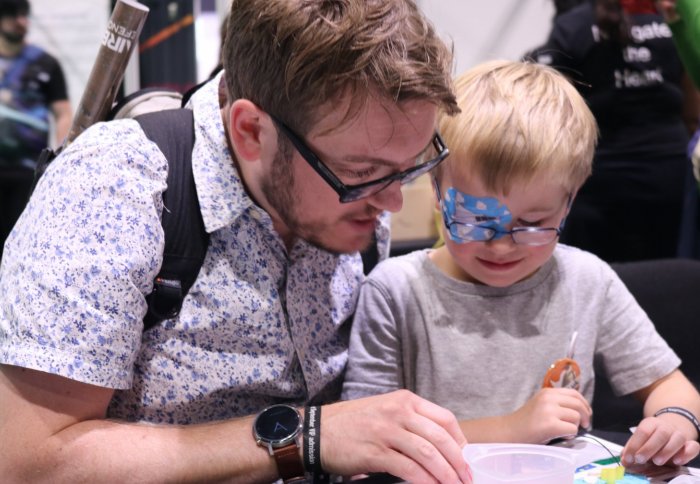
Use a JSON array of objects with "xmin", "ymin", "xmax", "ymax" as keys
[
  {"xmin": 657, "ymin": 0, "xmax": 700, "ymax": 257},
  {"xmin": 527, "ymin": 0, "xmax": 700, "ymax": 263},
  {"xmin": 527, "ymin": 0, "xmax": 591, "ymax": 62},
  {"xmin": 0, "ymin": 0, "xmax": 71, "ymax": 262}
]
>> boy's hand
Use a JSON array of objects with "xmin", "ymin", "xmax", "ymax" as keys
[
  {"xmin": 622, "ymin": 415, "xmax": 700, "ymax": 466},
  {"xmin": 508, "ymin": 388, "xmax": 592, "ymax": 444}
]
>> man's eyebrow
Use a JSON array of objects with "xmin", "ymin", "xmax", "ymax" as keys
[{"xmin": 336, "ymin": 136, "xmax": 435, "ymax": 166}]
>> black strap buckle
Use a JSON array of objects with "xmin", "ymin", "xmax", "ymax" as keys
[{"xmin": 146, "ymin": 277, "xmax": 184, "ymax": 322}]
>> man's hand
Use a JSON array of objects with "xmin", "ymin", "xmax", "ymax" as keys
[
  {"xmin": 622, "ymin": 415, "xmax": 700, "ymax": 466},
  {"xmin": 320, "ymin": 390, "xmax": 473, "ymax": 483},
  {"xmin": 506, "ymin": 388, "xmax": 592, "ymax": 444}
]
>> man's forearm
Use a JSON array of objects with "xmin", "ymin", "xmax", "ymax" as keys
[
  {"xmin": 6, "ymin": 415, "xmax": 278, "ymax": 483},
  {"xmin": 0, "ymin": 365, "xmax": 279, "ymax": 483}
]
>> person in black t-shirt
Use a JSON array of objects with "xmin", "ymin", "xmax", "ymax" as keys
[
  {"xmin": 526, "ymin": 0, "xmax": 699, "ymax": 263},
  {"xmin": 0, "ymin": 0, "xmax": 71, "ymax": 261}
]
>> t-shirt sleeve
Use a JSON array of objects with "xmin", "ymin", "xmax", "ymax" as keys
[
  {"xmin": 531, "ymin": 6, "xmax": 596, "ymax": 85},
  {"xmin": 594, "ymin": 265, "xmax": 681, "ymax": 396},
  {"xmin": 341, "ymin": 274, "xmax": 404, "ymax": 400},
  {"xmin": 42, "ymin": 53, "xmax": 69, "ymax": 103}
]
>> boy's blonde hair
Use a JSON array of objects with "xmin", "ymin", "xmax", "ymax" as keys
[{"xmin": 437, "ymin": 60, "xmax": 598, "ymax": 194}]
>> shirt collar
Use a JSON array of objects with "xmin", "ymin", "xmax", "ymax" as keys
[{"xmin": 187, "ymin": 72, "xmax": 265, "ymax": 233}]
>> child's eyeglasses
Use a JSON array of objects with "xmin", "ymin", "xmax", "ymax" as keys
[
  {"xmin": 444, "ymin": 222, "xmax": 565, "ymax": 246},
  {"xmin": 433, "ymin": 176, "xmax": 571, "ymax": 246}
]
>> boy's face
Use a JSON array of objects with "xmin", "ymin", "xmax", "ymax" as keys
[{"xmin": 434, "ymin": 169, "xmax": 571, "ymax": 287}]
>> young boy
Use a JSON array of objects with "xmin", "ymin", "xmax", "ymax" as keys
[{"xmin": 342, "ymin": 60, "xmax": 700, "ymax": 467}]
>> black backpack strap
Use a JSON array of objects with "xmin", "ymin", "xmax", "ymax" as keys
[{"xmin": 136, "ymin": 108, "xmax": 210, "ymax": 331}]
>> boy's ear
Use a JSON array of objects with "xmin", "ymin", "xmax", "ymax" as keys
[{"xmin": 227, "ymin": 99, "xmax": 264, "ymax": 162}]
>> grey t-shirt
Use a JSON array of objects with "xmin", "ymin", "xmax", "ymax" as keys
[{"xmin": 342, "ymin": 245, "xmax": 680, "ymax": 421}]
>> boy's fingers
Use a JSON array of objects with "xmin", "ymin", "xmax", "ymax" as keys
[{"xmin": 672, "ymin": 441, "xmax": 700, "ymax": 466}]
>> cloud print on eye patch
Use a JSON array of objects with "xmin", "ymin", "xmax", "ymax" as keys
[{"xmin": 444, "ymin": 187, "xmax": 512, "ymax": 228}]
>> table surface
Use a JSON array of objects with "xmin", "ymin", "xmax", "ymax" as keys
[{"xmin": 353, "ymin": 429, "xmax": 700, "ymax": 484}]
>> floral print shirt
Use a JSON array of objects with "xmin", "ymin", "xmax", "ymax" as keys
[{"xmin": 0, "ymin": 74, "xmax": 390, "ymax": 424}]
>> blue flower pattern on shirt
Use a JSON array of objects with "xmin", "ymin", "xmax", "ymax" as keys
[{"xmin": 0, "ymin": 73, "xmax": 390, "ymax": 424}]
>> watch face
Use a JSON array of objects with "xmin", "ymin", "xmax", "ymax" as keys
[{"xmin": 254, "ymin": 405, "xmax": 301, "ymax": 446}]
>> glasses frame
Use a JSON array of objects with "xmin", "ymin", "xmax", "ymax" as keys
[
  {"xmin": 433, "ymin": 175, "xmax": 572, "ymax": 246},
  {"xmin": 270, "ymin": 114, "xmax": 450, "ymax": 203}
]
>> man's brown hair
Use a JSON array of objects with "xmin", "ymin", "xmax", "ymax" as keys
[{"xmin": 222, "ymin": 0, "xmax": 458, "ymax": 135}]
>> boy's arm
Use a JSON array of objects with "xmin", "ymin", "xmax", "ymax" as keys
[
  {"xmin": 0, "ymin": 364, "xmax": 471, "ymax": 483},
  {"xmin": 621, "ymin": 369, "xmax": 700, "ymax": 466},
  {"xmin": 342, "ymin": 278, "xmax": 404, "ymax": 400},
  {"xmin": 458, "ymin": 388, "xmax": 591, "ymax": 444}
]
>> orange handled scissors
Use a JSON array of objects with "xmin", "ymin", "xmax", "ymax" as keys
[{"xmin": 542, "ymin": 331, "xmax": 581, "ymax": 390}]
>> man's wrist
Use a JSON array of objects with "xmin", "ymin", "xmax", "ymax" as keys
[
  {"xmin": 304, "ymin": 405, "xmax": 329, "ymax": 484},
  {"xmin": 253, "ymin": 404, "xmax": 306, "ymax": 482}
]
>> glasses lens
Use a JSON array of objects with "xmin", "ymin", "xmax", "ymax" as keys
[
  {"xmin": 450, "ymin": 224, "xmax": 495, "ymax": 243},
  {"xmin": 401, "ymin": 160, "xmax": 439, "ymax": 186},
  {"xmin": 340, "ymin": 180, "xmax": 393, "ymax": 203},
  {"xmin": 339, "ymin": 133, "xmax": 448, "ymax": 203},
  {"xmin": 511, "ymin": 228, "xmax": 559, "ymax": 246},
  {"xmin": 341, "ymin": 158, "xmax": 437, "ymax": 202}
]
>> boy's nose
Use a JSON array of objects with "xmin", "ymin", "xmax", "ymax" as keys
[{"xmin": 485, "ymin": 233, "xmax": 517, "ymax": 251}]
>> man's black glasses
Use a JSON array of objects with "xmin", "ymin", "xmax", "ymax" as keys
[{"xmin": 270, "ymin": 114, "xmax": 450, "ymax": 203}]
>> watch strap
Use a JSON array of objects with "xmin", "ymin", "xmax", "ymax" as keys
[{"xmin": 273, "ymin": 442, "xmax": 306, "ymax": 483}]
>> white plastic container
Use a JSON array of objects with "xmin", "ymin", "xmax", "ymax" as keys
[{"xmin": 462, "ymin": 443, "xmax": 576, "ymax": 483}]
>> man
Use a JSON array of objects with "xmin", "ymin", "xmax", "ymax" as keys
[
  {"xmin": 0, "ymin": 1, "xmax": 472, "ymax": 482},
  {"xmin": 0, "ymin": 0, "xmax": 71, "ymax": 261}
]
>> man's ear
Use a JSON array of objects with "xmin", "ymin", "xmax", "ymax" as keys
[{"xmin": 227, "ymin": 99, "xmax": 265, "ymax": 162}]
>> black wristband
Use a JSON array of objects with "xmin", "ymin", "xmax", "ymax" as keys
[
  {"xmin": 654, "ymin": 406, "xmax": 700, "ymax": 440},
  {"xmin": 303, "ymin": 405, "xmax": 328, "ymax": 484}
]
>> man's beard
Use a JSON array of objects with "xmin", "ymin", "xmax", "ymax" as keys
[
  {"xmin": 261, "ymin": 146, "xmax": 376, "ymax": 255},
  {"xmin": 0, "ymin": 28, "xmax": 25, "ymax": 44}
]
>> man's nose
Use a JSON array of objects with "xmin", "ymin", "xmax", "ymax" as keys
[{"xmin": 367, "ymin": 180, "xmax": 403, "ymax": 213}]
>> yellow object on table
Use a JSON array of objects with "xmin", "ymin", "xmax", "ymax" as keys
[{"xmin": 600, "ymin": 465, "xmax": 625, "ymax": 483}]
